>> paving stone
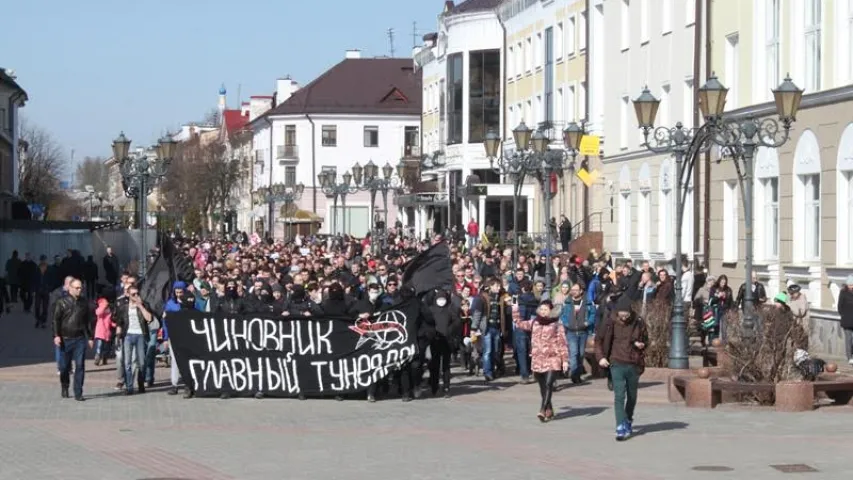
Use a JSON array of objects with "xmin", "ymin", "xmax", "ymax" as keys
[{"xmin": 1, "ymin": 309, "xmax": 851, "ymax": 480}]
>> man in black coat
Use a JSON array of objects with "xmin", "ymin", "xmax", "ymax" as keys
[
  {"xmin": 52, "ymin": 278, "xmax": 93, "ymax": 401},
  {"xmin": 426, "ymin": 289, "xmax": 460, "ymax": 397},
  {"xmin": 18, "ymin": 252, "xmax": 38, "ymax": 313},
  {"xmin": 103, "ymin": 246, "xmax": 121, "ymax": 289}
]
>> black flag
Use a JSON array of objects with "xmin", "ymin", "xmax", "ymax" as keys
[
  {"xmin": 401, "ymin": 242, "xmax": 452, "ymax": 296},
  {"xmin": 139, "ymin": 233, "xmax": 178, "ymax": 315}
]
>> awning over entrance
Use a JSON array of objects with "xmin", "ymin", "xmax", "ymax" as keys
[{"xmin": 396, "ymin": 192, "xmax": 449, "ymax": 208}]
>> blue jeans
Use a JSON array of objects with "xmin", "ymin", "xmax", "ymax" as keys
[
  {"xmin": 54, "ymin": 345, "xmax": 61, "ymax": 371},
  {"xmin": 481, "ymin": 326, "xmax": 502, "ymax": 377},
  {"xmin": 566, "ymin": 331, "xmax": 589, "ymax": 378},
  {"xmin": 94, "ymin": 339, "xmax": 111, "ymax": 358},
  {"xmin": 123, "ymin": 334, "xmax": 146, "ymax": 392},
  {"xmin": 513, "ymin": 328, "xmax": 530, "ymax": 379},
  {"xmin": 59, "ymin": 337, "xmax": 87, "ymax": 398},
  {"xmin": 144, "ymin": 330, "xmax": 158, "ymax": 383}
]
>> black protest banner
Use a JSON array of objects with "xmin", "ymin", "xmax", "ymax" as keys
[{"xmin": 167, "ymin": 300, "xmax": 421, "ymax": 397}]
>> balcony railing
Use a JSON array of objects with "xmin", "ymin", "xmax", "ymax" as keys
[
  {"xmin": 276, "ymin": 145, "xmax": 299, "ymax": 159},
  {"xmin": 402, "ymin": 144, "xmax": 421, "ymax": 159}
]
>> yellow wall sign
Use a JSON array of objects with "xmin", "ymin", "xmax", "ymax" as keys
[
  {"xmin": 576, "ymin": 168, "xmax": 600, "ymax": 187},
  {"xmin": 579, "ymin": 135, "xmax": 600, "ymax": 156}
]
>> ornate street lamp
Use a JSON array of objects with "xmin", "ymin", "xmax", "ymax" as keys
[
  {"xmin": 113, "ymin": 132, "xmax": 175, "ymax": 279},
  {"xmin": 632, "ymin": 75, "xmax": 803, "ymax": 369}
]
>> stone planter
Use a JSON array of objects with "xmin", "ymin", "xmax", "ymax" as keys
[{"xmin": 774, "ymin": 382, "xmax": 814, "ymax": 412}]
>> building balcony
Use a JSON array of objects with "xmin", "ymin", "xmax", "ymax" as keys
[
  {"xmin": 402, "ymin": 144, "xmax": 421, "ymax": 159},
  {"xmin": 276, "ymin": 145, "xmax": 298, "ymax": 160}
]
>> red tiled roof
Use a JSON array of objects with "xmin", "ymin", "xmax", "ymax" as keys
[
  {"xmin": 223, "ymin": 109, "xmax": 249, "ymax": 134},
  {"xmin": 264, "ymin": 58, "xmax": 421, "ymax": 117}
]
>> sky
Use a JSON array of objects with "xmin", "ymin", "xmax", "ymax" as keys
[{"xmin": 2, "ymin": 0, "xmax": 440, "ymax": 176}]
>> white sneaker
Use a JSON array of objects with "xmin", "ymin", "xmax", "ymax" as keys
[{"xmin": 847, "ymin": 358, "xmax": 853, "ymax": 366}]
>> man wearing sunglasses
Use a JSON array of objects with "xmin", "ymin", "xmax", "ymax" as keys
[
  {"xmin": 52, "ymin": 278, "xmax": 94, "ymax": 401},
  {"xmin": 115, "ymin": 285, "xmax": 156, "ymax": 395}
]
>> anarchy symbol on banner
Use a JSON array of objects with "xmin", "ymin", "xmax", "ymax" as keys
[{"xmin": 349, "ymin": 309, "xmax": 409, "ymax": 350}]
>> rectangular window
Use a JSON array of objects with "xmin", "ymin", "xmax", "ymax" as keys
[
  {"xmin": 804, "ymin": 0, "xmax": 822, "ymax": 92},
  {"xmin": 516, "ymin": 42, "xmax": 523, "ymax": 76},
  {"xmin": 766, "ymin": 0, "xmax": 780, "ymax": 94},
  {"xmin": 535, "ymin": 95, "xmax": 542, "ymax": 125},
  {"xmin": 620, "ymin": 95, "xmax": 629, "ymax": 149},
  {"xmin": 683, "ymin": 78, "xmax": 694, "ymax": 127},
  {"xmin": 658, "ymin": 188, "xmax": 672, "ymax": 252},
  {"xmin": 848, "ymin": 172, "xmax": 853, "ymax": 262},
  {"xmin": 0, "ymin": 108, "xmax": 6, "ymax": 131},
  {"xmin": 525, "ymin": 100, "xmax": 533, "ymax": 127},
  {"xmin": 637, "ymin": 191, "xmax": 650, "ymax": 251},
  {"xmin": 725, "ymin": 33, "xmax": 740, "ymax": 109},
  {"xmin": 321, "ymin": 125, "xmax": 337, "ymax": 146},
  {"xmin": 686, "ymin": 0, "xmax": 695, "ymax": 25},
  {"xmin": 723, "ymin": 180, "xmax": 739, "ymax": 262},
  {"xmin": 284, "ymin": 166, "xmax": 296, "ymax": 186},
  {"xmin": 661, "ymin": 0, "xmax": 672, "ymax": 33},
  {"xmin": 508, "ymin": 46, "xmax": 514, "ymax": 77},
  {"xmin": 660, "ymin": 84, "xmax": 671, "ymax": 127},
  {"xmin": 849, "ymin": 0, "xmax": 853, "ymax": 82},
  {"xmin": 803, "ymin": 174, "xmax": 821, "ymax": 258},
  {"xmin": 544, "ymin": 27, "xmax": 554, "ymax": 124},
  {"xmin": 468, "ymin": 49, "xmax": 501, "ymax": 144},
  {"xmin": 447, "ymin": 53, "xmax": 464, "ymax": 144},
  {"xmin": 763, "ymin": 177, "xmax": 779, "ymax": 259},
  {"xmin": 363, "ymin": 126, "xmax": 379, "ymax": 147},
  {"xmin": 439, "ymin": 78, "xmax": 446, "ymax": 146},
  {"xmin": 404, "ymin": 126, "xmax": 419, "ymax": 157},
  {"xmin": 567, "ymin": 85, "xmax": 576, "ymax": 120},
  {"xmin": 285, "ymin": 125, "xmax": 296, "ymax": 146},
  {"xmin": 555, "ymin": 88, "xmax": 563, "ymax": 123},
  {"xmin": 619, "ymin": 192, "xmax": 632, "ymax": 252},
  {"xmin": 579, "ymin": 11, "xmax": 587, "ymax": 51},
  {"xmin": 621, "ymin": 0, "xmax": 630, "ymax": 50},
  {"xmin": 526, "ymin": 37, "xmax": 533, "ymax": 72},
  {"xmin": 640, "ymin": 0, "xmax": 649, "ymax": 43},
  {"xmin": 536, "ymin": 32, "xmax": 543, "ymax": 69},
  {"xmin": 556, "ymin": 22, "xmax": 564, "ymax": 59},
  {"xmin": 567, "ymin": 16, "xmax": 576, "ymax": 55},
  {"xmin": 578, "ymin": 81, "xmax": 587, "ymax": 120}
]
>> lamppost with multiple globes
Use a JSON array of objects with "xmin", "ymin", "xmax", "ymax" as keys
[
  {"xmin": 254, "ymin": 182, "xmax": 305, "ymax": 239},
  {"xmin": 349, "ymin": 160, "xmax": 406, "ymax": 251},
  {"xmin": 483, "ymin": 121, "xmax": 584, "ymax": 289},
  {"xmin": 317, "ymin": 169, "xmax": 359, "ymax": 236},
  {"xmin": 632, "ymin": 74, "xmax": 803, "ymax": 369},
  {"xmin": 112, "ymin": 131, "xmax": 177, "ymax": 279}
]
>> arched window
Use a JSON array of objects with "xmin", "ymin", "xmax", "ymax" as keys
[
  {"xmin": 754, "ymin": 146, "xmax": 780, "ymax": 261},
  {"xmin": 658, "ymin": 160, "xmax": 674, "ymax": 254},
  {"xmin": 792, "ymin": 129, "xmax": 822, "ymax": 262},
  {"xmin": 836, "ymin": 123, "xmax": 853, "ymax": 264},
  {"xmin": 618, "ymin": 165, "xmax": 632, "ymax": 252},
  {"xmin": 637, "ymin": 163, "xmax": 651, "ymax": 252}
]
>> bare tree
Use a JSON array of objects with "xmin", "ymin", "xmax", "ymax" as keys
[
  {"xmin": 74, "ymin": 156, "xmax": 109, "ymax": 192},
  {"xmin": 202, "ymin": 108, "xmax": 221, "ymax": 127},
  {"xmin": 18, "ymin": 119, "xmax": 67, "ymax": 214}
]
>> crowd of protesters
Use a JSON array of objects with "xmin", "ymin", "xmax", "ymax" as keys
[{"xmin": 4, "ymin": 218, "xmax": 853, "ymax": 441}]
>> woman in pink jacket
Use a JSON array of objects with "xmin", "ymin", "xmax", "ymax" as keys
[
  {"xmin": 94, "ymin": 297, "xmax": 115, "ymax": 366},
  {"xmin": 513, "ymin": 299, "xmax": 569, "ymax": 422}
]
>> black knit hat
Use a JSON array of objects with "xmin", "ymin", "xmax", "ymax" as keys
[{"xmin": 615, "ymin": 295, "xmax": 633, "ymax": 314}]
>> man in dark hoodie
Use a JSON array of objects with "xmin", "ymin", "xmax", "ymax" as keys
[
  {"xmin": 283, "ymin": 285, "xmax": 323, "ymax": 317},
  {"xmin": 595, "ymin": 295, "xmax": 648, "ymax": 441},
  {"xmin": 352, "ymin": 283, "xmax": 384, "ymax": 402},
  {"xmin": 163, "ymin": 281, "xmax": 195, "ymax": 398},
  {"xmin": 426, "ymin": 289, "xmax": 460, "ymax": 397}
]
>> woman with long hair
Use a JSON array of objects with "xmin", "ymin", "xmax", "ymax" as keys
[
  {"xmin": 710, "ymin": 274, "xmax": 734, "ymax": 340},
  {"xmin": 512, "ymin": 300, "xmax": 569, "ymax": 422}
]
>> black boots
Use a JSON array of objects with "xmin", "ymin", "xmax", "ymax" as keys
[{"xmin": 61, "ymin": 386, "xmax": 69, "ymax": 398}]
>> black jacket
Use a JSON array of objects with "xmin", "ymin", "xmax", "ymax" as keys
[
  {"xmin": 52, "ymin": 294, "xmax": 93, "ymax": 339},
  {"xmin": 427, "ymin": 303, "xmax": 461, "ymax": 339},
  {"xmin": 114, "ymin": 299, "xmax": 154, "ymax": 338},
  {"xmin": 103, "ymin": 254, "xmax": 120, "ymax": 284}
]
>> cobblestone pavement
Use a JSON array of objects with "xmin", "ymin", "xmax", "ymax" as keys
[{"xmin": 1, "ymin": 307, "xmax": 850, "ymax": 480}]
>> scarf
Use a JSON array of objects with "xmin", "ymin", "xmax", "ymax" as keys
[{"xmin": 534, "ymin": 314, "xmax": 558, "ymax": 326}]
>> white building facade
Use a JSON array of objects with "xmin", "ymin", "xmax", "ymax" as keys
[
  {"xmin": 250, "ymin": 53, "xmax": 421, "ymax": 239},
  {"xmin": 593, "ymin": 0, "xmax": 703, "ymax": 264},
  {"xmin": 0, "ymin": 68, "xmax": 27, "ymax": 219}
]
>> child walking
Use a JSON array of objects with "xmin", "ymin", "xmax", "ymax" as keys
[
  {"xmin": 512, "ymin": 300, "xmax": 568, "ymax": 422},
  {"xmin": 94, "ymin": 297, "xmax": 115, "ymax": 366},
  {"xmin": 595, "ymin": 296, "xmax": 648, "ymax": 441}
]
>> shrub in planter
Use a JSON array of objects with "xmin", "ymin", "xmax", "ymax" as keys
[
  {"xmin": 633, "ymin": 299, "xmax": 671, "ymax": 368},
  {"xmin": 722, "ymin": 306, "xmax": 808, "ymax": 404}
]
